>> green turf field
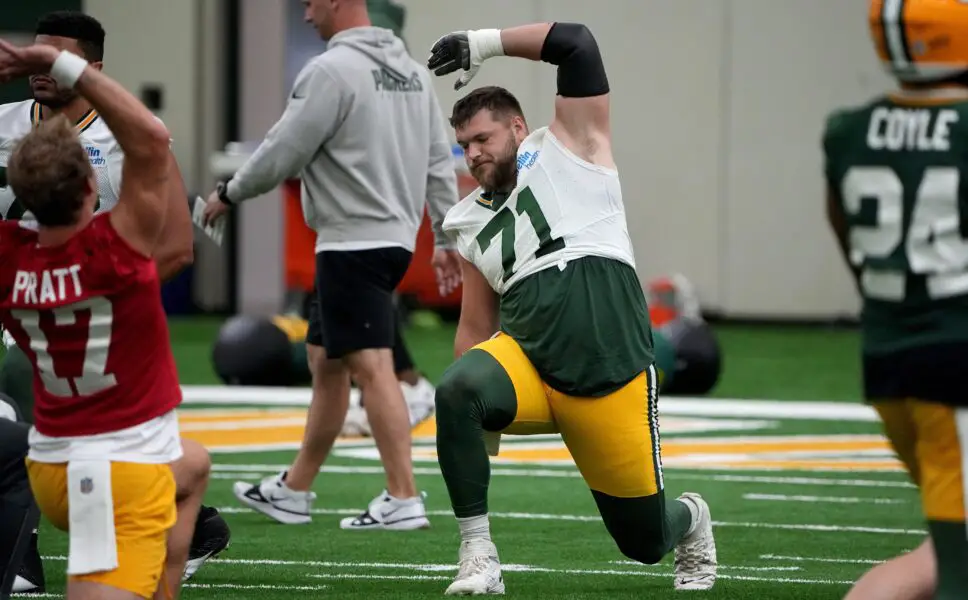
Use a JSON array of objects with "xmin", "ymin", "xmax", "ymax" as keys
[{"xmin": 26, "ymin": 317, "xmax": 918, "ymax": 599}]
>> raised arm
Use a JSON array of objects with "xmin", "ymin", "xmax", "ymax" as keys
[
  {"xmin": 427, "ymin": 22, "xmax": 611, "ymax": 166},
  {"xmin": 0, "ymin": 42, "xmax": 172, "ymax": 255},
  {"xmin": 152, "ymin": 152, "xmax": 195, "ymax": 281},
  {"xmin": 39, "ymin": 47, "xmax": 171, "ymax": 255}
]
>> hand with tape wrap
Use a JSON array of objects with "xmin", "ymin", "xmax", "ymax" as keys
[
  {"xmin": 427, "ymin": 29, "xmax": 504, "ymax": 91},
  {"xmin": 0, "ymin": 39, "xmax": 59, "ymax": 84}
]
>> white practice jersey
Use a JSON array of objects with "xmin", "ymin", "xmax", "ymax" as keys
[
  {"xmin": 443, "ymin": 126, "xmax": 636, "ymax": 294},
  {"xmin": 0, "ymin": 101, "xmax": 169, "ymax": 352},
  {"xmin": 0, "ymin": 100, "xmax": 123, "ymax": 221}
]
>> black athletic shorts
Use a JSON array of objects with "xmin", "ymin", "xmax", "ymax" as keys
[
  {"xmin": 863, "ymin": 342, "xmax": 968, "ymax": 406},
  {"xmin": 306, "ymin": 247, "xmax": 412, "ymax": 358}
]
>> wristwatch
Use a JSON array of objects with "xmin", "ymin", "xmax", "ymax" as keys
[{"xmin": 216, "ymin": 179, "xmax": 233, "ymax": 205}]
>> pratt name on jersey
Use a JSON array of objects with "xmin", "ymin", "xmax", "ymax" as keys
[{"xmin": 12, "ymin": 265, "xmax": 82, "ymax": 305}]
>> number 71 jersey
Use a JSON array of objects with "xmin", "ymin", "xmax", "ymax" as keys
[
  {"xmin": 823, "ymin": 92, "xmax": 968, "ymax": 353},
  {"xmin": 442, "ymin": 126, "xmax": 637, "ymax": 295}
]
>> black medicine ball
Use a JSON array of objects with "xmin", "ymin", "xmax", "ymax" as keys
[
  {"xmin": 212, "ymin": 315, "xmax": 294, "ymax": 386},
  {"xmin": 658, "ymin": 319, "xmax": 722, "ymax": 396}
]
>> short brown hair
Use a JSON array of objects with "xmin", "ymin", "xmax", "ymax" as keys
[
  {"xmin": 8, "ymin": 115, "xmax": 92, "ymax": 227},
  {"xmin": 36, "ymin": 11, "xmax": 106, "ymax": 62},
  {"xmin": 449, "ymin": 86, "xmax": 525, "ymax": 129}
]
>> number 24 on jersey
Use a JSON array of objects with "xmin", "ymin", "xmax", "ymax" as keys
[{"xmin": 843, "ymin": 165, "xmax": 968, "ymax": 301}]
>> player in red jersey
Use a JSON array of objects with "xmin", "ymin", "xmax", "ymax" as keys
[{"xmin": 0, "ymin": 40, "xmax": 194, "ymax": 599}]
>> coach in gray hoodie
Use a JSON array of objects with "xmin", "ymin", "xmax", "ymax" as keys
[{"xmin": 204, "ymin": 0, "xmax": 460, "ymax": 531}]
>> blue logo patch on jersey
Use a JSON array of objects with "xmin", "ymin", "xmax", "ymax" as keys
[
  {"xmin": 516, "ymin": 150, "xmax": 539, "ymax": 171},
  {"xmin": 85, "ymin": 146, "xmax": 105, "ymax": 167}
]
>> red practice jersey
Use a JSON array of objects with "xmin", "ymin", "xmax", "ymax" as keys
[{"xmin": 0, "ymin": 213, "xmax": 181, "ymax": 437}]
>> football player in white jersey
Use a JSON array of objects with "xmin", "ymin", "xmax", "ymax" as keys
[
  {"xmin": 0, "ymin": 10, "xmax": 229, "ymax": 592},
  {"xmin": 426, "ymin": 22, "xmax": 717, "ymax": 595}
]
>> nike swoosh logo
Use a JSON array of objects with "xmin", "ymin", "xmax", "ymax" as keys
[{"xmin": 382, "ymin": 506, "xmax": 403, "ymax": 519}]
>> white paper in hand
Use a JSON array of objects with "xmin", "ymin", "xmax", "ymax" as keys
[{"xmin": 192, "ymin": 196, "xmax": 225, "ymax": 246}]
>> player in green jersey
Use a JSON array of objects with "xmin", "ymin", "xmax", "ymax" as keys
[
  {"xmin": 426, "ymin": 22, "xmax": 717, "ymax": 595},
  {"xmin": 829, "ymin": 2, "xmax": 968, "ymax": 598}
]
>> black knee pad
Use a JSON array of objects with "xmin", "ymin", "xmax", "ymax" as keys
[
  {"xmin": 435, "ymin": 353, "xmax": 488, "ymax": 418},
  {"xmin": 614, "ymin": 533, "xmax": 667, "ymax": 565},
  {"xmin": 435, "ymin": 350, "xmax": 515, "ymax": 431},
  {"xmin": 593, "ymin": 490, "xmax": 672, "ymax": 565}
]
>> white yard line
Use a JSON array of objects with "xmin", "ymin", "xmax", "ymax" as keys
[
  {"xmin": 704, "ymin": 473, "xmax": 914, "ymax": 489},
  {"xmin": 743, "ymin": 493, "xmax": 907, "ymax": 505},
  {"xmin": 183, "ymin": 583, "xmax": 329, "ymax": 591},
  {"xmin": 210, "ymin": 505, "xmax": 925, "ymax": 535},
  {"xmin": 43, "ymin": 555, "xmax": 853, "ymax": 587},
  {"xmin": 609, "ymin": 560, "xmax": 801, "ymax": 572},
  {"xmin": 310, "ymin": 573, "xmax": 450, "ymax": 581},
  {"xmin": 760, "ymin": 554, "xmax": 887, "ymax": 565}
]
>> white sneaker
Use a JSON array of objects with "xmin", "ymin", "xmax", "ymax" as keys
[
  {"xmin": 12, "ymin": 575, "xmax": 38, "ymax": 593},
  {"xmin": 339, "ymin": 489, "xmax": 431, "ymax": 531},
  {"xmin": 342, "ymin": 388, "xmax": 369, "ymax": 437},
  {"xmin": 403, "ymin": 376, "xmax": 436, "ymax": 427},
  {"xmin": 445, "ymin": 539, "xmax": 505, "ymax": 595},
  {"xmin": 674, "ymin": 492, "xmax": 717, "ymax": 590},
  {"xmin": 341, "ymin": 377, "xmax": 436, "ymax": 437},
  {"xmin": 232, "ymin": 471, "xmax": 316, "ymax": 525}
]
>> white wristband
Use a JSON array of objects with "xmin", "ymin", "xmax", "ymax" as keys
[
  {"xmin": 50, "ymin": 50, "xmax": 88, "ymax": 89},
  {"xmin": 469, "ymin": 29, "xmax": 505, "ymax": 64}
]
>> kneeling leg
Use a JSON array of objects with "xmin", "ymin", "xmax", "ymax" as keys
[
  {"xmin": 592, "ymin": 491, "xmax": 692, "ymax": 565},
  {"xmin": 435, "ymin": 335, "xmax": 551, "ymax": 596},
  {"xmin": 551, "ymin": 367, "xmax": 715, "ymax": 590},
  {"xmin": 435, "ymin": 349, "xmax": 517, "ymax": 524}
]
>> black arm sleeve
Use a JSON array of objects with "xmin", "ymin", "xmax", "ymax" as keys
[{"xmin": 539, "ymin": 23, "xmax": 609, "ymax": 98}]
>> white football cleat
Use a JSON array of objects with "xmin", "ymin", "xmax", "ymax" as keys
[
  {"xmin": 232, "ymin": 471, "xmax": 316, "ymax": 525},
  {"xmin": 674, "ymin": 492, "xmax": 717, "ymax": 590},
  {"xmin": 403, "ymin": 376, "xmax": 436, "ymax": 427},
  {"xmin": 445, "ymin": 539, "xmax": 505, "ymax": 595},
  {"xmin": 12, "ymin": 575, "xmax": 39, "ymax": 593},
  {"xmin": 340, "ymin": 489, "xmax": 430, "ymax": 531}
]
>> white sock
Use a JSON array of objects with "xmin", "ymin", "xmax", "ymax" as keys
[
  {"xmin": 387, "ymin": 492, "xmax": 420, "ymax": 504},
  {"xmin": 457, "ymin": 514, "xmax": 491, "ymax": 542}
]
